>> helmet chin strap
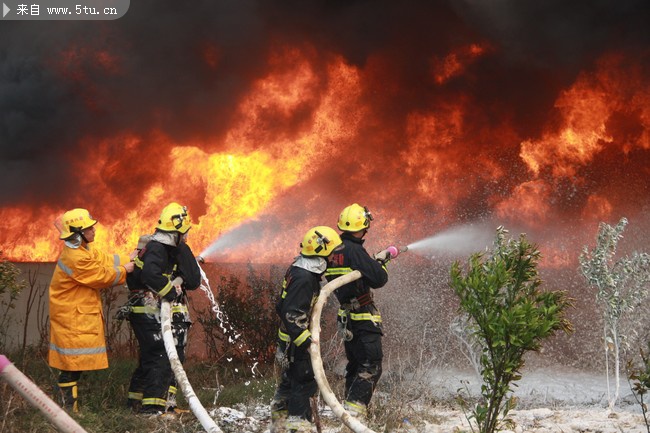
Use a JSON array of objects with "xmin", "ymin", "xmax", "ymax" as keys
[
  {"xmin": 69, "ymin": 226, "xmax": 90, "ymax": 245},
  {"xmin": 353, "ymin": 229, "xmax": 367, "ymax": 239},
  {"xmin": 64, "ymin": 233, "xmax": 83, "ymax": 248}
]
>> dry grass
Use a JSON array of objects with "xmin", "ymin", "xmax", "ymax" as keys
[{"xmin": 0, "ymin": 351, "xmax": 273, "ymax": 433}]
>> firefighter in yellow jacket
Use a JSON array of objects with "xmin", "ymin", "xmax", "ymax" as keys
[{"xmin": 48, "ymin": 208, "xmax": 135, "ymax": 412}]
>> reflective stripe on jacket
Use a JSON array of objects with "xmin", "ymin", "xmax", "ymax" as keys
[
  {"xmin": 325, "ymin": 234, "xmax": 388, "ymax": 333},
  {"xmin": 126, "ymin": 240, "xmax": 200, "ymax": 324},
  {"xmin": 275, "ymin": 264, "xmax": 321, "ymax": 348},
  {"xmin": 48, "ymin": 244, "xmax": 129, "ymax": 371}
]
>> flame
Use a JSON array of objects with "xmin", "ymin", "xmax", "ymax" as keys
[
  {"xmin": 494, "ymin": 180, "xmax": 552, "ymax": 229},
  {"xmin": 2, "ymin": 47, "xmax": 363, "ymax": 263},
  {"xmin": 581, "ymin": 194, "xmax": 613, "ymax": 224},
  {"xmin": 2, "ymin": 39, "xmax": 649, "ymax": 268},
  {"xmin": 520, "ymin": 80, "xmax": 613, "ymax": 177},
  {"xmin": 520, "ymin": 54, "xmax": 649, "ymax": 177},
  {"xmin": 432, "ymin": 43, "xmax": 489, "ymax": 85}
]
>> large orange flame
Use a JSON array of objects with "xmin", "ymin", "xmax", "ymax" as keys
[
  {"xmin": 2, "ymin": 48, "xmax": 364, "ymax": 263},
  {"xmin": 1, "ymin": 45, "xmax": 649, "ymax": 268}
]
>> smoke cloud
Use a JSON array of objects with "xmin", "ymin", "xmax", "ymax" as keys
[{"xmin": 1, "ymin": 0, "xmax": 649, "ymax": 263}]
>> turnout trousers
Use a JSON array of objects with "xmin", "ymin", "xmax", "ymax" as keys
[
  {"xmin": 127, "ymin": 321, "xmax": 188, "ymax": 413},
  {"xmin": 344, "ymin": 330, "xmax": 383, "ymax": 407},
  {"xmin": 271, "ymin": 347, "xmax": 317, "ymax": 422}
]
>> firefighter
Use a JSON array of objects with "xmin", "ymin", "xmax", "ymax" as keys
[
  {"xmin": 270, "ymin": 226, "xmax": 343, "ymax": 433},
  {"xmin": 125, "ymin": 202, "xmax": 201, "ymax": 415},
  {"xmin": 122, "ymin": 234, "xmax": 152, "ymax": 412},
  {"xmin": 48, "ymin": 208, "xmax": 135, "ymax": 412},
  {"xmin": 324, "ymin": 204, "xmax": 389, "ymax": 422}
]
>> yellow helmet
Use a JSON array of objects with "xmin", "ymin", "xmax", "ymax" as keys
[
  {"xmin": 337, "ymin": 203, "xmax": 373, "ymax": 232},
  {"xmin": 157, "ymin": 202, "xmax": 191, "ymax": 234},
  {"xmin": 300, "ymin": 226, "xmax": 342, "ymax": 257},
  {"xmin": 58, "ymin": 208, "xmax": 97, "ymax": 240}
]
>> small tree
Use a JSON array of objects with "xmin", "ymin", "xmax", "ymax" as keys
[
  {"xmin": 579, "ymin": 217, "xmax": 650, "ymax": 409},
  {"xmin": 627, "ymin": 342, "xmax": 650, "ymax": 432},
  {"xmin": 0, "ymin": 252, "xmax": 26, "ymax": 352},
  {"xmin": 450, "ymin": 227, "xmax": 572, "ymax": 433}
]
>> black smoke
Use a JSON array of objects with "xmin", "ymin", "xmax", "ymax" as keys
[{"xmin": 1, "ymin": 0, "xmax": 649, "ymax": 208}]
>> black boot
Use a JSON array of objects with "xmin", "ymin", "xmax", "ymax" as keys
[{"xmin": 58, "ymin": 381, "xmax": 79, "ymax": 413}]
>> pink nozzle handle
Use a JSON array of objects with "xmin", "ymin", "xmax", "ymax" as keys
[
  {"xmin": 387, "ymin": 246, "xmax": 399, "ymax": 258},
  {"xmin": 0, "ymin": 355, "xmax": 10, "ymax": 373}
]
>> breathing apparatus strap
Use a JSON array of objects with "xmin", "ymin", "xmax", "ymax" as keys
[
  {"xmin": 338, "ymin": 293, "xmax": 382, "ymax": 329},
  {"xmin": 340, "ymin": 292, "xmax": 373, "ymax": 311}
]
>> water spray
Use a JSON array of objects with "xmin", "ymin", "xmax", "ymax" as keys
[
  {"xmin": 193, "ymin": 252, "xmax": 261, "ymax": 392},
  {"xmin": 402, "ymin": 224, "xmax": 494, "ymax": 257},
  {"xmin": 198, "ymin": 218, "xmax": 271, "ymax": 262}
]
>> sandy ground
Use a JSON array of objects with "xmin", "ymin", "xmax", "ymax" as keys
[
  {"xmin": 414, "ymin": 368, "xmax": 648, "ymax": 433},
  {"xmin": 210, "ymin": 367, "xmax": 649, "ymax": 432},
  {"xmin": 418, "ymin": 367, "xmax": 648, "ymax": 432}
]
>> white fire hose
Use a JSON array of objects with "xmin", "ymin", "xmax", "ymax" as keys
[
  {"xmin": 0, "ymin": 354, "xmax": 89, "ymax": 433},
  {"xmin": 308, "ymin": 270, "xmax": 377, "ymax": 433},
  {"xmin": 161, "ymin": 277, "xmax": 222, "ymax": 433}
]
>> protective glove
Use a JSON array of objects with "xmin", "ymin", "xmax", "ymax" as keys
[
  {"xmin": 172, "ymin": 276, "xmax": 184, "ymax": 297},
  {"xmin": 374, "ymin": 249, "xmax": 390, "ymax": 263},
  {"xmin": 374, "ymin": 246, "xmax": 399, "ymax": 265}
]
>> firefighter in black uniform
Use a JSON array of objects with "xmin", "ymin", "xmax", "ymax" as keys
[
  {"xmin": 125, "ymin": 202, "xmax": 201, "ymax": 415},
  {"xmin": 270, "ymin": 226, "xmax": 343, "ymax": 433},
  {"xmin": 324, "ymin": 204, "xmax": 389, "ymax": 422},
  {"xmin": 123, "ymin": 233, "xmax": 152, "ymax": 412}
]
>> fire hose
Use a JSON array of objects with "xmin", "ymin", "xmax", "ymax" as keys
[
  {"xmin": 0, "ymin": 354, "xmax": 89, "ymax": 433},
  {"xmin": 160, "ymin": 277, "xmax": 222, "ymax": 433},
  {"xmin": 308, "ymin": 270, "xmax": 377, "ymax": 433}
]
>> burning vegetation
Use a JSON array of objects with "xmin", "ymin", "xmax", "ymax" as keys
[{"xmin": 1, "ymin": 1, "xmax": 649, "ymax": 267}]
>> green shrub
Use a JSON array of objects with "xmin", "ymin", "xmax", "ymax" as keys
[{"xmin": 450, "ymin": 227, "xmax": 572, "ymax": 433}]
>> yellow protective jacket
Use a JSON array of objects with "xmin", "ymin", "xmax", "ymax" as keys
[{"xmin": 48, "ymin": 244, "xmax": 129, "ymax": 371}]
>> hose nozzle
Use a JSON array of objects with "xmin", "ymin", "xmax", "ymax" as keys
[
  {"xmin": 375, "ymin": 246, "xmax": 401, "ymax": 262},
  {"xmin": 386, "ymin": 246, "xmax": 400, "ymax": 258},
  {"xmin": 196, "ymin": 256, "xmax": 205, "ymax": 264}
]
